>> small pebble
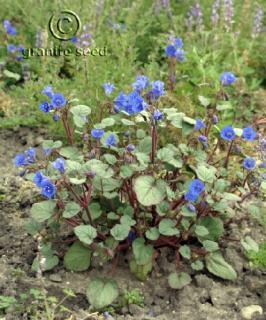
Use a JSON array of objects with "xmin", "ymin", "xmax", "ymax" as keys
[{"xmin": 241, "ymin": 305, "xmax": 263, "ymax": 319}]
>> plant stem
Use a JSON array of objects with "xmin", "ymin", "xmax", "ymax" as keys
[
  {"xmin": 224, "ymin": 140, "xmax": 234, "ymax": 168},
  {"xmin": 151, "ymin": 124, "xmax": 157, "ymax": 164}
]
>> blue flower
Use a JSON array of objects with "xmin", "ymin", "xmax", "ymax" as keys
[
  {"xmin": 185, "ymin": 191, "xmax": 199, "ymax": 202},
  {"xmin": 103, "ymin": 83, "xmax": 115, "ymax": 96},
  {"xmin": 174, "ymin": 38, "xmax": 183, "ymax": 48},
  {"xmin": 242, "ymin": 127, "xmax": 256, "ymax": 142},
  {"xmin": 220, "ymin": 72, "xmax": 236, "ymax": 86},
  {"xmin": 220, "ymin": 125, "xmax": 236, "ymax": 141},
  {"xmin": 194, "ymin": 118, "xmax": 205, "ymax": 131},
  {"xmin": 212, "ymin": 115, "xmax": 219, "ymax": 124},
  {"xmin": 3, "ymin": 21, "xmax": 17, "ymax": 36},
  {"xmin": 243, "ymin": 157, "xmax": 256, "ymax": 171},
  {"xmin": 114, "ymin": 92, "xmax": 128, "ymax": 111},
  {"xmin": 106, "ymin": 133, "xmax": 116, "ymax": 147},
  {"xmin": 125, "ymin": 92, "xmax": 147, "ymax": 115},
  {"xmin": 42, "ymin": 85, "xmax": 54, "ymax": 99},
  {"xmin": 53, "ymin": 114, "xmax": 60, "ymax": 122},
  {"xmin": 124, "ymin": 131, "xmax": 130, "ymax": 138},
  {"xmin": 132, "ymin": 75, "xmax": 149, "ymax": 92},
  {"xmin": 153, "ymin": 110, "xmax": 164, "ymax": 121},
  {"xmin": 126, "ymin": 144, "xmax": 135, "ymax": 152},
  {"xmin": 7, "ymin": 44, "xmax": 16, "ymax": 53},
  {"xmin": 128, "ymin": 231, "xmax": 137, "ymax": 243},
  {"xmin": 14, "ymin": 154, "xmax": 27, "ymax": 167},
  {"xmin": 39, "ymin": 101, "xmax": 52, "ymax": 113},
  {"xmin": 91, "ymin": 128, "xmax": 105, "ymax": 139},
  {"xmin": 165, "ymin": 45, "xmax": 177, "ymax": 57},
  {"xmin": 175, "ymin": 49, "xmax": 185, "ymax": 62},
  {"xmin": 198, "ymin": 135, "xmax": 208, "ymax": 148},
  {"xmin": 52, "ymin": 158, "xmax": 65, "ymax": 173},
  {"xmin": 51, "ymin": 93, "xmax": 66, "ymax": 108},
  {"xmin": 17, "ymin": 45, "xmax": 25, "ymax": 52},
  {"xmin": 41, "ymin": 179, "xmax": 57, "ymax": 199},
  {"xmin": 189, "ymin": 179, "xmax": 205, "ymax": 194},
  {"xmin": 71, "ymin": 36, "xmax": 78, "ymax": 44},
  {"xmin": 34, "ymin": 171, "xmax": 46, "ymax": 187},
  {"xmin": 43, "ymin": 148, "xmax": 52, "ymax": 157},
  {"xmin": 25, "ymin": 148, "xmax": 36, "ymax": 163},
  {"xmin": 151, "ymin": 81, "xmax": 165, "ymax": 99}
]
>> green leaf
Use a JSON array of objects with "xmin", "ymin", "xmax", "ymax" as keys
[
  {"xmin": 222, "ymin": 193, "xmax": 241, "ymax": 201},
  {"xmin": 85, "ymin": 159, "xmax": 114, "ymax": 179},
  {"xmin": 31, "ymin": 201, "xmax": 56, "ymax": 223},
  {"xmin": 60, "ymin": 147, "xmax": 82, "ymax": 160},
  {"xmin": 42, "ymin": 140, "xmax": 62, "ymax": 149},
  {"xmin": 111, "ymin": 224, "xmax": 130, "ymax": 241},
  {"xmin": 64, "ymin": 241, "xmax": 92, "ymax": 271},
  {"xmin": 121, "ymin": 119, "xmax": 135, "ymax": 126},
  {"xmin": 168, "ymin": 272, "xmax": 192, "ymax": 289},
  {"xmin": 179, "ymin": 245, "xmax": 191, "ymax": 259},
  {"xmin": 74, "ymin": 225, "xmax": 97, "ymax": 245},
  {"xmin": 145, "ymin": 227, "xmax": 160, "ymax": 241},
  {"xmin": 88, "ymin": 202, "xmax": 102, "ymax": 220},
  {"xmin": 241, "ymin": 236, "xmax": 259, "ymax": 253},
  {"xmin": 134, "ymin": 176, "xmax": 166, "ymax": 206},
  {"xmin": 120, "ymin": 165, "xmax": 134, "ymax": 179},
  {"xmin": 63, "ymin": 202, "xmax": 81, "ymax": 218},
  {"xmin": 86, "ymin": 278, "xmax": 119, "ymax": 309},
  {"xmin": 103, "ymin": 154, "xmax": 117, "ymax": 165},
  {"xmin": 3, "ymin": 69, "xmax": 21, "ymax": 80},
  {"xmin": 137, "ymin": 137, "xmax": 152, "ymax": 154},
  {"xmin": 202, "ymin": 240, "xmax": 219, "ymax": 252},
  {"xmin": 132, "ymin": 238, "xmax": 153, "ymax": 266},
  {"xmin": 195, "ymin": 225, "xmax": 209, "ymax": 237},
  {"xmin": 205, "ymin": 252, "xmax": 237, "ymax": 280},
  {"xmin": 196, "ymin": 165, "xmax": 217, "ymax": 183},
  {"xmin": 159, "ymin": 219, "xmax": 179, "ymax": 236},
  {"xmin": 198, "ymin": 217, "xmax": 224, "ymax": 241},
  {"xmin": 93, "ymin": 176, "xmax": 122, "ymax": 192},
  {"xmin": 70, "ymin": 105, "xmax": 91, "ymax": 117},
  {"xmin": 191, "ymin": 260, "xmax": 204, "ymax": 270},
  {"xmin": 198, "ymin": 95, "xmax": 210, "ymax": 107},
  {"xmin": 120, "ymin": 215, "xmax": 136, "ymax": 226},
  {"xmin": 32, "ymin": 255, "xmax": 59, "ymax": 272},
  {"xmin": 101, "ymin": 117, "xmax": 116, "ymax": 127}
]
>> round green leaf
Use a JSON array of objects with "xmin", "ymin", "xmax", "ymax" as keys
[
  {"xmin": 86, "ymin": 278, "xmax": 119, "ymax": 309},
  {"xmin": 134, "ymin": 176, "xmax": 166, "ymax": 206},
  {"xmin": 63, "ymin": 202, "xmax": 81, "ymax": 218},
  {"xmin": 159, "ymin": 219, "xmax": 179, "ymax": 236},
  {"xmin": 64, "ymin": 241, "xmax": 92, "ymax": 271},
  {"xmin": 145, "ymin": 227, "xmax": 160, "ymax": 241},
  {"xmin": 31, "ymin": 200, "xmax": 56, "ymax": 223},
  {"xmin": 111, "ymin": 224, "xmax": 130, "ymax": 241},
  {"xmin": 168, "ymin": 272, "xmax": 192, "ymax": 289},
  {"xmin": 74, "ymin": 225, "xmax": 97, "ymax": 245}
]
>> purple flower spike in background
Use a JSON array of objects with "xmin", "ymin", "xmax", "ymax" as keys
[
  {"xmin": 252, "ymin": 6, "xmax": 264, "ymax": 38},
  {"xmin": 223, "ymin": 0, "xmax": 234, "ymax": 32},
  {"xmin": 243, "ymin": 157, "xmax": 256, "ymax": 171}
]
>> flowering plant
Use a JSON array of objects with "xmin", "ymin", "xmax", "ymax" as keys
[{"xmin": 15, "ymin": 73, "xmax": 265, "ymax": 304}]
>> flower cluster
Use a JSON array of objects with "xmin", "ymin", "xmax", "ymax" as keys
[
  {"xmin": 3, "ymin": 20, "xmax": 16, "ymax": 35},
  {"xmin": 211, "ymin": 0, "xmax": 221, "ymax": 27},
  {"xmin": 114, "ymin": 76, "xmax": 165, "ymax": 115},
  {"xmin": 223, "ymin": 0, "xmax": 234, "ymax": 32},
  {"xmin": 185, "ymin": 179, "xmax": 205, "ymax": 203},
  {"xmin": 71, "ymin": 24, "xmax": 93, "ymax": 48},
  {"xmin": 186, "ymin": 3, "xmax": 204, "ymax": 31},
  {"xmin": 34, "ymin": 171, "xmax": 56, "ymax": 199},
  {"xmin": 14, "ymin": 148, "xmax": 36, "ymax": 167},
  {"xmin": 165, "ymin": 37, "xmax": 185, "ymax": 62},
  {"xmin": 39, "ymin": 86, "xmax": 66, "ymax": 120}
]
